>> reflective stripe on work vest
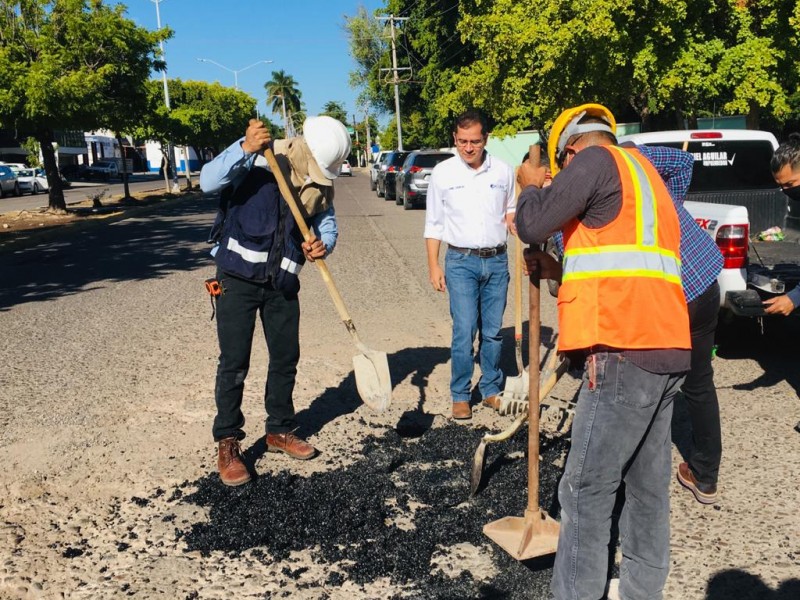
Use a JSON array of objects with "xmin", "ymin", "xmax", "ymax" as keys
[
  {"xmin": 563, "ymin": 147, "xmax": 680, "ymax": 283},
  {"xmin": 280, "ymin": 256, "xmax": 303, "ymax": 275},
  {"xmin": 227, "ymin": 237, "xmax": 304, "ymax": 275},
  {"xmin": 562, "ymin": 246, "xmax": 681, "ymax": 285},
  {"xmin": 227, "ymin": 237, "xmax": 269, "ymax": 263}
]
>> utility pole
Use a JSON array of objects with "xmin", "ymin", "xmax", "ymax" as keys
[
  {"xmin": 363, "ymin": 108, "xmax": 372, "ymax": 163},
  {"xmin": 378, "ymin": 15, "xmax": 409, "ymax": 151},
  {"xmin": 352, "ymin": 113, "xmax": 361, "ymax": 165},
  {"xmin": 150, "ymin": 0, "xmax": 179, "ymax": 193}
]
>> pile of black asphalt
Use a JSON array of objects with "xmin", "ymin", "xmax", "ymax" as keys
[{"xmin": 173, "ymin": 421, "xmax": 570, "ymax": 600}]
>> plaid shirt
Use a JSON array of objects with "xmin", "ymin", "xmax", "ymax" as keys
[
  {"xmin": 553, "ymin": 145, "xmax": 723, "ymax": 303},
  {"xmin": 635, "ymin": 145, "xmax": 723, "ymax": 303}
]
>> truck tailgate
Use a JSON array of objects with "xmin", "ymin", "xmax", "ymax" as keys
[{"xmin": 689, "ymin": 189, "xmax": 788, "ymax": 236}]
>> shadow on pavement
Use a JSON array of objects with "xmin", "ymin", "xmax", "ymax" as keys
[
  {"xmin": 0, "ymin": 196, "xmax": 216, "ymax": 312},
  {"xmin": 706, "ymin": 570, "xmax": 800, "ymax": 600}
]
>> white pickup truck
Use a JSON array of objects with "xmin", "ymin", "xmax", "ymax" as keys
[{"xmin": 618, "ymin": 129, "xmax": 800, "ymax": 322}]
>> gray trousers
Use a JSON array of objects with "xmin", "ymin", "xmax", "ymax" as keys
[{"xmin": 551, "ymin": 352, "xmax": 685, "ymax": 600}]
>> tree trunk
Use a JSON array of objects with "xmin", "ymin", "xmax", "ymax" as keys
[
  {"xmin": 116, "ymin": 133, "xmax": 132, "ymax": 200},
  {"xmin": 37, "ymin": 129, "xmax": 66, "ymax": 213},
  {"xmin": 747, "ymin": 102, "xmax": 760, "ymax": 129}
]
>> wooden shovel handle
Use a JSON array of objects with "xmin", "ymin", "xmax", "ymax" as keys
[
  {"xmin": 262, "ymin": 146, "xmax": 362, "ymax": 345},
  {"xmin": 527, "ymin": 247, "xmax": 542, "ymax": 513}
]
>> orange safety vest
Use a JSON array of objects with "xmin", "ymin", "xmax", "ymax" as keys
[{"xmin": 558, "ymin": 146, "xmax": 690, "ymax": 352}]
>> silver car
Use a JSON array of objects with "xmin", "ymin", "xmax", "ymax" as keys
[
  {"xmin": 0, "ymin": 165, "xmax": 20, "ymax": 197},
  {"xmin": 394, "ymin": 150, "xmax": 454, "ymax": 209}
]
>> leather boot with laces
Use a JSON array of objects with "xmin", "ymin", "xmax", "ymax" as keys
[
  {"xmin": 266, "ymin": 432, "xmax": 317, "ymax": 460},
  {"xmin": 217, "ymin": 438, "xmax": 251, "ymax": 486}
]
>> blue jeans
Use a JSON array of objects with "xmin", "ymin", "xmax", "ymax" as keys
[
  {"xmin": 444, "ymin": 248, "xmax": 509, "ymax": 402},
  {"xmin": 551, "ymin": 352, "xmax": 686, "ymax": 600}
]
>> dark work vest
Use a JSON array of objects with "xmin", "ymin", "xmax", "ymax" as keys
[{"xmin": 213, "ymin": 167, "xmax": 306, "ymax": 293}]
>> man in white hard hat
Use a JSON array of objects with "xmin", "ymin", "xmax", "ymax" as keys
[{"xmin": 200, "ymin": 116, "xmax": 351, "ymax": 486}]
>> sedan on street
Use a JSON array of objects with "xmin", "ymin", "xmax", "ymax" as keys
[
  {"xmin": 0, "ymin": 165, "xmax": 20, "ymax": 198},
  {"xmin": 16, "ymin": 168, "xmax": 49, "ymax": 194}
]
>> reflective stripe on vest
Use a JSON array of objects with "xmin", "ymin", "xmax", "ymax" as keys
[
  {"xmin": 280, "ymin": 256, "xmax": 303, "ymax": 275},
  {"xmin": 227, "ymin": 237, "xmax": 269, "ymax": 263},
  {"xmin": 563, "ymin": 147, "xmax": 681, "ymax": 285},
  {"xmin": 227, "ymin": 238, "xmax": 304, "ymax": 276},
  {"xmin": 563, "ymin": 246, "xmax": 681, "ymax": 285}
]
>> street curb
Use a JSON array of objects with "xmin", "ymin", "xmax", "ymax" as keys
[{"xmin": 0, "ymin": 192, "xmax": 203, "ymax": 256}]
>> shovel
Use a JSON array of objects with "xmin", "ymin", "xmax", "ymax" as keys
[
  {"xmin": 482, "ymin": 250, "xmax": 560, "ymax": 560},
  {"xmin": 263, "ymin": 147, "xmax": 392, "ymax": 412},
  {"xmin": 499, "ymin": 235, "xmax": 528, "ymax": 406},
  {"xmin": 469, "ymin": 345, "xmax": 567, "ymax": 496}
]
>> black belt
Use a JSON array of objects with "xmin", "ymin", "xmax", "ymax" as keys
[{"xmin": 448, "ymin": 243, "xmax": 507, "ymax": 258}]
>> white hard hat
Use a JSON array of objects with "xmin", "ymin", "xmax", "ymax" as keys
[{"xmin": 302, "ymin": 116, "xmax": 352, "ymax": 185}]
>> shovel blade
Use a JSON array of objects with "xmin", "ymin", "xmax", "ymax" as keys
[
  {"xmin": 483, "ymin": 511, "xmax": 560, "ymax": 560},
  {"xmin": 469, "ymin": 438, "xmax": 488, "ymax": 496},
  {"xmin": 353, "ymin": 349, "xmax": 392, "ymax": 412}
]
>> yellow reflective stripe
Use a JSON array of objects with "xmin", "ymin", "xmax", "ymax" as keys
[
  {"xmin": 609, "ymin": 147, "xmax": 658, "ymax": 246},
  {"xmin": 563, "ymin": 249, "xmax": 681, "ymax": 279},
  {"xmin": 563, "ymin": 270, "xmax": 683, "ymax": 286},
  {"xmin": 564, "ymin": 244, "xmax": 680, "ymax": 262}
]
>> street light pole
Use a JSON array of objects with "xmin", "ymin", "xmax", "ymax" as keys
[
  {"xmin": 196, "ymin": 58, "xmax": 273, "ymax": 91},
  {"xmin": 149, "ymin": 0, "xmax": 175, "ymax": 192}
]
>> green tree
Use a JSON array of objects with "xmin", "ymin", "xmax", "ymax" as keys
[
  {"xmin": 321, "ymin": 100, "xmax": 349, "ymax": 123},
  {"xmin": 264, "ymin": 70, "xmax": 303, "ymax": 131},
  {"xmin": 0, "ymin": 0, "xmax": 168, "ymax": 211},
  {"xmin": 346, "ymin": 1, "xmax": 473, "ymax": 148}
]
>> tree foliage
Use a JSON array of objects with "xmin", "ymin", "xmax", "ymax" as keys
[
  {"xmin": 321, "ymin": 100, "xmax": 349, "ymax": 123},
  {"xmin": 0, "ymin": 0, "xmax": 168, "ymax": 210},
  {"xmin": 347, "ymin": 0, "xmax": 800, "ymax": 140}
]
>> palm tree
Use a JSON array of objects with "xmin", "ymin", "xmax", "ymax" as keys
[{"xmin": 264, "ymin": 70, "xmax": 303, "ymax": 133}]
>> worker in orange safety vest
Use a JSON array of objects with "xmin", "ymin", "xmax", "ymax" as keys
[{"xmin": 515, "ymin": 103, "xmax": 690, "ymax": 600}]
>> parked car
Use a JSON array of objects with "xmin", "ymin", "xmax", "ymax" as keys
[
  {"xmin": 0, "ymin": 165, "xmax": 20, "ymax": 197},
  {"xmin": 369, "ymin": 150, "xmax": 391, "ymax": 191},
  {"xmin": 339, "ymin": 160, "xmax": 353, "ymax": 176},
  {"xmin": 376, "ymin": 151, "xmax": 410, "ymax": 200},
  {"xmin": 16, "ymin": 168, "xmax": 48, "ymax": 194},
  {"xmin": 394, "ymin": 150, "xmax": 454, "ymax": 209},
  {"xmin": 84, "ymin": 160, "xmax": 121, "ymax": 181}
]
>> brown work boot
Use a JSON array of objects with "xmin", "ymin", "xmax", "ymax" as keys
[
  {"xmin": 452, "ymin": 401, "xmax": 472, "ymax": 420},
  {"xmin": 266, "ymin": 432, "xmax": 317, "ymax": 460},
  {"xmin": 482, "ymin": 395, "xmax": 501, "ymax": 411},
  {"xmin": 677, "ymin": 462, "xmax": 718, "ymax": 504},
  {"xmin": 217, "ymin": 438, "xmax": 251, "ymax": 487}
]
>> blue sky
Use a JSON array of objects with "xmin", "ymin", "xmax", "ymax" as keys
[{"xmin": 116, "ymin": 0, "xmax": 386, "ymax": 126}]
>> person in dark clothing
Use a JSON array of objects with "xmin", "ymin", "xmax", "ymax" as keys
[{"xmin": 200, "ymin": 116, "xmax": 351, "ymax": 486}]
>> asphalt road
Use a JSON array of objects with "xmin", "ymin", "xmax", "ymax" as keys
[{"xmin": 0, "ymin": 170, "xmax": 798, "ymax": 599}]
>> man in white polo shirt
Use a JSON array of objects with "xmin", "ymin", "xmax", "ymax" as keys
[{"xmin": 424, "ymin": 109, "xmax": 516, "ymax": 420}]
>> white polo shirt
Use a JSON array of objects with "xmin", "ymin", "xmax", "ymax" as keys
[{"xmin": 423, "ymin": 152, "xmax": 516, "ymax": 249}]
